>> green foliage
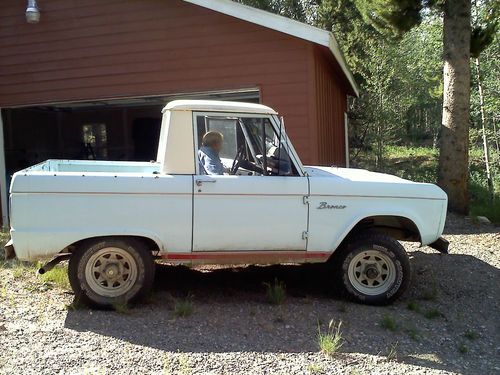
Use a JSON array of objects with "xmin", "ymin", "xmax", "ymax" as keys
[
  {"xmin": 40, "ymin": 265, "xmax": 70, "ymax": 290},
  {"xmin": 318, "ymin": 320, "xmax": 344, "ymax": 356},
  {"xmin": 424, "ymin": 308, "xmax": 443, "ymax": 320},
  {"xmin": 354, "ymin": 0, "xmax": 423, "ymax": 37},
  {"xmin": 381, "ymin": 315, "xmax": 397, "ymax": 331},
  {"xmin": 264, "ymin": 278, "xmax": 286, "ymax": 305},
  {"xmin": 464, "ymin": 329, "xmax": 479, "ymax": 340},
  {"xmin": 173, "ymin": 296, "xmax": 195, "ymax": 318}
]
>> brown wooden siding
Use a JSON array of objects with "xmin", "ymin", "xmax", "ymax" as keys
[
  {"xmin": 313, "ymin": 47, "xmax": 347, "ymax": 166},
  {"xmin": 0, "ymin": 0, "xmax": 349, "ymax": 165}
]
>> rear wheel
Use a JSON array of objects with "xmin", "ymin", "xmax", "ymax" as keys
[
  {"xmin": 333, "ymin": 231, "xmax": 411, "ymax": 305},
  {"xmin": 69, "ymin": 237, "xmax": 155, "ymax": 308}
]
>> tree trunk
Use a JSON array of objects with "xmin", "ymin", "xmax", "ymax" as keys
[
  {"xmin": 475, "ymin": 58, "xmax": 494, "ymax": 200},
  {"xmin": 438, "ymin": 0, "xmax": 472, "ymax": 214}
]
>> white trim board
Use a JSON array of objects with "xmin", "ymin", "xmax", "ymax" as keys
[{"xmin": 183, "ymin": 0, "xmax": 359, "ymax": 97}]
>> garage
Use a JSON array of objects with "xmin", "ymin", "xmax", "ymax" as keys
[{"xmin": 0, "ymin": 0, "xmax": 358, "ymax": 224}]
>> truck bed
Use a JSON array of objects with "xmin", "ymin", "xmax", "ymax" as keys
[{"xmin": 21, "ymin": 159, "xmax": 161, "ymax": 174}]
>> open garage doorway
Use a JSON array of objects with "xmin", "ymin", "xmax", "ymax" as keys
[
  {"xmin": 0, "ymin": 89, "xmax": 259, "ymax": 224},
  {"xmin": 2, "ymin": 89, "xmax": 259, "ymax": 177}
]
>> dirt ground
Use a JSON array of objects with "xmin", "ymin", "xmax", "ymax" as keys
[{"xmin": 0, "ymin": 213, "xmax": 499, "ymax": 375}]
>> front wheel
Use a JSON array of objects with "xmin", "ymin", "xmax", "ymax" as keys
[
  {"xmin": 69, "ymin": 237, "xmax": 155, "ymax": 308},
  {"xmin": 333, "ymin": 232, "xmax": 411, "ymax": 305}
]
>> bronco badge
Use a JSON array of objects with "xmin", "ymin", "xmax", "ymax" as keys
[{"xmin": 317, "ymin": 202, "xmax": 346, "ymax": 210}]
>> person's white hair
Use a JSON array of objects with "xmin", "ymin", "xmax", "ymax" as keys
[{"xmin": 202, "ymin": 131, "xmax": 224, "ymax": 147}]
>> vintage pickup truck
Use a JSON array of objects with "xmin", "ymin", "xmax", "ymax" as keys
[{"xmin": 5, "ymin": 100, "xmax": 448, "ymax": 307}]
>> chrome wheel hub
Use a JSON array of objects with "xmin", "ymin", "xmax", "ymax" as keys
[
  {"xmin": 347, "ymin": 250, "xmax": 396, "ymax": 295},
  {"xmin": 85, "ymin": 247, "xmax": 138, "ymax": 298}
]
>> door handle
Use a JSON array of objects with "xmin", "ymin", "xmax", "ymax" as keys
[{"xmin": 196, "ymin": 178, "xmax": 217, "ymax": 187}]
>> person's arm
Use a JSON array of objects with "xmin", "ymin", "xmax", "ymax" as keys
[{"xmin": 201, "ymin": 154, "xmax": 224, "ymax": 175}]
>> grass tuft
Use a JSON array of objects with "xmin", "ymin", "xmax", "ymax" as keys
[
  {"xmin": 264, "ymin": 278, "xmax": 286, "ymax": 305},
  {"xmin": 458, "ymin": 343, "xmax": 468, "ymax": 354},
  {"xmin": 381, "ymin": 315, "xmax": 397, "ymax": 331},
  {"xmin": 407, "ymin": 327, "xmax": 420, "ymax": 341},
  {"xmin": 464, "ymin": 330, "xmax": 479, "ymax": 340},
  {"xmin": 318, "ymin": 320, "xmax": 344, "ymax": 356},
  {"xmin": 386, "ymin": 341, "xmax": 399, "ymax": 361},
  {"xmin": 40, "ymin": 265, "xmax": 70, "ymax": 290},
  {"xmin": 424, "ymin": 308, "xmax": 442, "ymax": 320},
  {"xmin": 173, "ymin": 295, "xmax": 194, "ymax": 318},
  {"xmin": 112, "ymin": 302, "xmax": 131, "ymax": 314},
  {"xmin": 407, "ymin": 300, "xmax": 421, "ymax": 313}
]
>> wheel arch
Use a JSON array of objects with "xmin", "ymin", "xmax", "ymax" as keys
[
  {"xmin": 65, "ymin": 235, "xmax": 161, "ymax": 256},
  {"xmin": 335, "ymin": 215, "xmax": 421, "ymax": 254}
]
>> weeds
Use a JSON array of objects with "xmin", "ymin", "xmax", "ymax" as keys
[
  {"xmin": 464, "ymin": 330, "xmax": 479, "ymax": 340},
  {"xmin": 307, "ymin": 363, "xmax": 324, "ymax": 374},
  {"xmin": 318, "ymin": 320, "xmax": 344, "ymax": 356},
  {"xmin": 407, "ymin": 327, "xmax": 420, "ymax": 341},
  {"xmin": 424, "ymin": 308, "xmax": 442, "ymax": 320},
  {"xmin": 264, "ymin": 278, "xmax": 286, "ymax": 305},
  {"xmin": 112, "ymin": 302, "xmax": 131, "ymax": 314},
  {"xmin": 458, "ymin": 343, "xmax": 468, "ymax": 354},
  {"xmin": 173, "ymin": 295, "xmax": 194, "ymax": 318},
  {"xmin": 40, "ymin": 265, "xmax": 70, "ymax": 290},
  {"xmin": 381, "ymin": 315, "xmax": 397, "ymax": 331},
  {"xmin": 386, "ymin": 341, "xmax": 398, "ymax": 361},
  {"xmin": 407, "ymin": 300, "xmax": 421, "ymax": 313}
]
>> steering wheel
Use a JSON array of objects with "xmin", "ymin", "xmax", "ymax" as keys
[{"xmin": 230, "ymin": 145, "xmax": 245, "ymax": 175}]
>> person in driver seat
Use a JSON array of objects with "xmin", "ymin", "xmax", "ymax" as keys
[{"xmin": 198, "ymin": 131, "xmax": 226, "ymax": 175}]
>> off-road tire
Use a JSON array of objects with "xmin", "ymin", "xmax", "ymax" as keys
[
  {"xmin": 333, "ymin": 231, "xmax": 411, "ymax": 305},
  {"xmin": 69, "ymin": 237, "xmax": 155, "ymax": 308}
]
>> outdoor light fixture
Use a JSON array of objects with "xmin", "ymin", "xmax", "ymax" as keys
[{"xmin": 25, "ymin": 0, "xmax": 40, "ymax": 24}]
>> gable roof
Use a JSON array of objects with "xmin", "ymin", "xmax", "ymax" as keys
[{"xmin": 183, "ymin": 0, "xmax": 359, "ymax": 97}]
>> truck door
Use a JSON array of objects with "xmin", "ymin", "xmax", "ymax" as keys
[{"xmin": 192, "ymin": 113, "xmax": 309, "ymax": 252}]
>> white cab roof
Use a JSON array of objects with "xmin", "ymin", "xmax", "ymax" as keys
[
  {"xmin": 183, "ymin": 0, "xmax": 359, "ymax": 96},
  {"xmin": 162, "ymin": 100, "xmax": 278, "ymax": 115}
]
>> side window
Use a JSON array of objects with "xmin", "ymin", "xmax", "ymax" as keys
[{"xmin": 195, "ymin": 114, "xmax": 298, "ymax": 176}]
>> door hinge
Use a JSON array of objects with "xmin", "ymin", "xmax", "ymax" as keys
[
  {"xmin": 303, "ymin": 196, "xmax": 310, "ymax": 205},
  {"xmin": 302, "ymin": 231, "xmax": 309, "ymax": 240}
]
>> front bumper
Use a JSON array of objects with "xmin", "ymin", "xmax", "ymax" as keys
[
  {"xmin": 428, "ymin": 237, "xmax": 449, "ymax": 254},
  {"xmin": 4, "ymin": 239, "xmax": 16, "ymax": 260}
]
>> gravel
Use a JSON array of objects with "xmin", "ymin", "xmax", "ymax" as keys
[{"xmin": 0, "ymin": 213, "xmax": 498, "ymax": 375}]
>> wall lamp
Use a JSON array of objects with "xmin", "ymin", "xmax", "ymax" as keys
[{"xmin": 26, "ymin": 0, "xmax": 40, "ymax": 24}]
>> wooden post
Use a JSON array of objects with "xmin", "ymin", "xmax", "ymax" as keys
[{"xmin": 0, "ymin": 109, "xmax": 9, "ymax": 227}]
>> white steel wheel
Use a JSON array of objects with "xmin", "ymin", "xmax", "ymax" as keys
[
  {"xmin": 85, "ymin": 247, "xmax": 139, "ymax": 298},
  {"xmin": 69, "ymin": 237, "xmax": 155, "ymax": 308},
  {"xmin": 347, "ymin": 249, "xmax": 396, "ymax": 296},
  {"xmin": 334, "ymin": 231, "xmax": 411, "ymax": 305}
]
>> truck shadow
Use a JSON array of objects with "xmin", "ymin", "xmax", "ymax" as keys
[{"xmin": 64, "ymin": 251, "xmax": 499, "ymax": 375}]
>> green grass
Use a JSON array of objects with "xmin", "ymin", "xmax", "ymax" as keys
[
  {"xmin": 112, "ymin": 302, "xmax": 131, "ymax": 314},
  {"xmin": 458, "ymin": 343, "xmax": 468, "ymax": 354},
  {"xmin": 381, "ymin": 315, "xmax": 397, "ymax": 331},
  {"xmin": 464, "ymin": 330, "xmax": 479, "ymax": 340},
  {"xmin": 407, "ymin": 327, "xmax": 420, "ymax": 341},
  {"xmin": 173, "ymin": 296, "xmax": 194, "ymax": 318},
  {"xmin": 264, "ymin": 278, "xmax": 286, "ymax": 305},
  {"xmin": 407, "ymin": 300, "xmax": 421, "ymax": 313},
  {"xmin": 424, "ymin": 308, "xmax": 443, "ymax": 320},
  {"xmin": 318, "ymin": 320, "xmax": 344, "ymax": 356},
  {"xmin": 386, "ymin": 341, "xmax": 399, "ymax": 361},
  {"xmin": 40, "ymin": 265, "xmax": 70, "ymax": 290}
]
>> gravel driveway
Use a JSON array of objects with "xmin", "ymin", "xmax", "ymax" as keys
[{"xmin": 0, "ymin": 213, "xmax": 498, "ymax": 375}]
